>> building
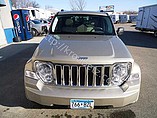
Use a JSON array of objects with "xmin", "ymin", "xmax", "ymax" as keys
[
  {"xmin": 20, "ymin": 7, "xmax": 58, "ymax": 20},
  {"xmin": 0, "ymin": 0, "xmax": 15, "ymax": 46}
]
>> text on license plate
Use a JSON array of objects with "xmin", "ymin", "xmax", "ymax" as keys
[{"xmin": 70, "ymin": 99, "xmax": 94, "ymax": 109}]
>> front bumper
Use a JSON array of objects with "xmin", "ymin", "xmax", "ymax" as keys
[
  {"xmin": 25, "ymin": 77, "xmax": 140, "ymax": 107},
  {"xmin": 24, "ymin": 60, "xmax": 141, "ymax": 107}
]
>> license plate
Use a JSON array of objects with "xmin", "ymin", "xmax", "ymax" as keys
[{"xmin": 70, "ymin": 99, "xmax": 94, "ymax": 109}]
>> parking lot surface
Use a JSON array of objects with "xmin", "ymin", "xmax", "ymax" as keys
[{"xmin": 0, "ymin": 23, "xmax": 157, "ymax": 118}]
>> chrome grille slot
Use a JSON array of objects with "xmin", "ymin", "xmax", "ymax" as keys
[
  {"xmin": 104, "ymin": 67, "xmax": 110, "ymax": 85},
  {"xmin": 96, "ymin": 67, "xmax": 101, "ymax": 86},
  {"xmin": 88, "ymin": 66, "xmax": 93, "ymax": 86},
  {"xmin": 85, "ymin": 66, "xmax": 88, "ymax": 86},
  {"xmin": 72, "ymin": 66, "xmax": 77, "ymax": 86},
  {"xmin": 92, "ymin": 67, "xmax": 96, "ymax": 86},
  {"xmin": 80, "ymin": 66, "xmax": 85, "ymax": 86},
  {"xmin": 63, "ymin": 66, "xmax": 69, "ymax": 85},
  {"xmin": 56, "ymin": 65, "xmax": 61, "ymax": 85},
  {"xmin": 54, "ymin": 64, "xmax": 110, "ymax": 87},
  {"xmin": 61, "ymin": 66, "xmax": 64, "ymax": 85}
]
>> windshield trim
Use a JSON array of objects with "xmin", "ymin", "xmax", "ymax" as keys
[{"xmin": 51, "ymin": 32, "xmax": 115, "ymax": 35}]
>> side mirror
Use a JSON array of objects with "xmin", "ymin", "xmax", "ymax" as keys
[{"xmin": 117, "ymin": 27, "xmax": 124, "ymax": 36}]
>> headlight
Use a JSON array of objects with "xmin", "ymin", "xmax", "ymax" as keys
[
  {"xmin": 111, "ymin": 63, "xmax": 131, "ymax": 86},
  {"xmin": 34, "ymin": 61, "xmax": 54, "ymax": 84}
]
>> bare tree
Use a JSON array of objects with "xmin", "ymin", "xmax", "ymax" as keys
[
  {"xmin": 70, "ymin": 0, "xmax": 86, "ymax": 11},
  {"xmin": 22, "ymin": 0, "xmax": 32, "ymax": 8},
  {"xmin": 11, "ymin": 0, "xmax": 20, "ymax": 8},
  {"xmin": 123, "ymin": 10, "xmax": 138, "ymax": 15},
  {"xmin": 31, "ymin": 0, "xmax": 40, "ymax": 8}
]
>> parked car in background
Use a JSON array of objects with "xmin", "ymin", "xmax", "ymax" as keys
[
  {"xmin": 30, "ymin": 20, "xmax": 47, "ymax": 36},
  {"xmin": 48, "ymin": 15, "xmax": 54, "ymax": 22},
  {"xmin": 40, "ymin": 19, "xmax": 51, "ymax": 31}
]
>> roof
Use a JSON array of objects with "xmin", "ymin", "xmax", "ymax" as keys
[
  {"xmin": 139, "ymin": 4, "xmax": 157, "ymax": 8},
  {"xmin": 57, "ymin": 11, "xmax": 108, "ymax": 16}
]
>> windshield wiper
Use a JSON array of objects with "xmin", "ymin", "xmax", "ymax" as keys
[{"xmin": 91, "ymin": 31, "xmax": 105, "ymax": 35}]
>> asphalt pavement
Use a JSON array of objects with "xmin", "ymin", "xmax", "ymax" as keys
[{"xmin": 0, "ymin": 24, "xmax": 157, "ymax": 118}]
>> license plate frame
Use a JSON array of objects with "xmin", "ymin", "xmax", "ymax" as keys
[{"xmin": 70, "ymin": 99, "xmax": 94, "ymax": 109}]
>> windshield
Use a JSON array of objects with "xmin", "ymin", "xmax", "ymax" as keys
[{"xmin": 50, "ymin": 14, "xmax": 115, "ymax": 35}]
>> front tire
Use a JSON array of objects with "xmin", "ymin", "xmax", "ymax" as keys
[
  {"xmin": 31, "ymin": 29, "xmax": 38, "ymax": 36},
  {"xmin": 13, "ymin": 36, "xmax": 21, "ymax": 42}
]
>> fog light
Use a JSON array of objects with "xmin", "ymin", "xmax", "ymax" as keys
[{"xmin": 120, "ymin": 83, "xmax": 129, "ymax": 92}]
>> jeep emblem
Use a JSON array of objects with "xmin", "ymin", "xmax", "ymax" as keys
[{"xmin": 77, "ymin": 56, "xmax": 88, "ymax": 60}]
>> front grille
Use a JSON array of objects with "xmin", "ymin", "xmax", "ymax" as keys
[{"xmin": 53, "ymin": 64, "xmax": 111, "ymax": 87}]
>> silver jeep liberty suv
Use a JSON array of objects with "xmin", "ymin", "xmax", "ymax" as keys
[{"xmin": 24, "ymin": 11, "xmax": 141, "ymax": 109}]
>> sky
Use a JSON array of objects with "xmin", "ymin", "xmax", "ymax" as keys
[{"xmin": 36, "ymin": 0, "xmax": 157, "ymax": 12}]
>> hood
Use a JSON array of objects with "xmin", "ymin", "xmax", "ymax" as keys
[
  {"xmin": 33, "ymin": 35, "xmax": 133, "ymax": 64},
  {"xmin": 53, "ymin": 35, "xmax": 114, "ymax": 57}
]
